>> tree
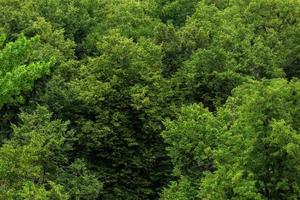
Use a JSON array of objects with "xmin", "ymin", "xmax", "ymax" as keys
[
  {"xmin": 0, "ymin": 34, "xmax": 54, "ymax": 108},
  {"xmin": 156, "ymin": 0, "xmax": 199, "ymax": 26},
  {"xmin": 200, "ymin": 79, "xmax": 300, "ymax": 199},
  {"xmin": 163, "ymin": 0, "xmax": 300, "ymax": 108},
  {"xmin": 0, "ymin": 106, "xmax": 102, "ymax": 199},
  {"xmin": 160, "ymin": 103, "xmax": 220, "ymax": 200},
  {"xmin": 0, "ymin": 30, "xmax": 73, "ymax": 141},
  {"xmin": 161, "ymin": 79, "xmax": 300, "ymax": 199},
  {"xmin": 40, "ymin": 30, "xmax": 173, "ymax": 199},
  {"xmin": 0, "ymin": 0, "xmax": 299, "ymax": 199},
  {"xmin": 84, "ymin": 0, "xmax": 161, "ymax": 56}
]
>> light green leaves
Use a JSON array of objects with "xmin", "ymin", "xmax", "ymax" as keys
[
  {"xmin": 163, "ymin": 79, "xmax": 300, "ymax": 199},
  {"xmin": 0, "ymin": 35, "xmax": 55, "ymax": 108},
  {"xmin": 0, "ymin": 106, "xmax": 102, "ymax": 199}
]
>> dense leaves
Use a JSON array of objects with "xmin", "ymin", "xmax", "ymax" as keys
[
  {"xmin": 40, "ymin": 31, "xmax": 172, "ymax": 199},
  {"xmin": 162, "ymin": 79, "xmax": 300, "ymax": 199},
  {"xmin": 0, "ymin": 106, "xmax": 101, "ymax": 199},
  {"xmin": 0, "ymin": 35, "xmax": 54, "ymax": 107},
  {"xmin": 170, "ymin": 0, "xmax": 300, "ymax": 108},
  {"xmin": 0, "ymin": 0, "xmax": 299, "ymax": 199}
]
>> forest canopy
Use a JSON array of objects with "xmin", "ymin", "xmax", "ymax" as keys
[{"xmin": 0, "ymin": 0, "xmax": 299, "ymax": 199}]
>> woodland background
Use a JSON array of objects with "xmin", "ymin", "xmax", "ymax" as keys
[{"xmin": 0, "ymin": 0, "xmax": 299, "ymax": 199}]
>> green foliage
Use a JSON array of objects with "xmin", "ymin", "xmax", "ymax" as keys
[
  {"xmin": 0, "ymin": 35, "xmax": 54, "ymax": 107},
  {"xmin": 24, "ymin": 17, "xmax": 76, "ymax": 60},
  {"xmin": 161, "ymin": 104, "xmax": 220, "ymax": 199},
  {"xmin": 160, "ymin": 176, "xmax": 198, "ymax": 200},
  {"xmin": 163, "ymin": 0, "xmax": 300, "ymax": 107},
  {"xmin": 84, "ymin": 0, "xmax": 161, "ymax": 56},
  {"xmin": 162, "ymin": 79, "xmax": 300, "ymax": 199},
  {"xmin": 0, "ymin": 0, "xmax": 37, "ymax": 39},
  {"xmin": 0, "ymin": 0, "xmax": 299, "ymax": 199},
  {"xmin": 0, "ymin": 106, "xmax": 102, "ymax": 199},
  {"xmin": 199, "ymin": 79, "xmax": 300, "ymax": 199},
  {"xmin": 163, "ymin": 104, "xmax": 219, "ymax": 179},
  {"xmin": 156, "ymin": 0, "xmax": 199, "ymax": 26},
  {"xmin": 40, "ymin": 31, "xmax": 172, "ymax": 199}
]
